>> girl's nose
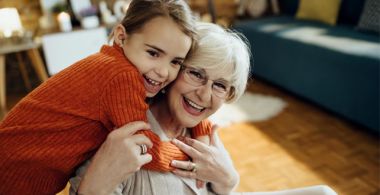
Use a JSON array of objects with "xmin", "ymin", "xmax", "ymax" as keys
[{"xmin": 155, "ymin": 64, "xmax": 169, "ymax": 78}]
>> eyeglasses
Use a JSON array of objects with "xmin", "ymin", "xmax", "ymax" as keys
[{"xmin": 181, "ymin": 66, "xmax": 233, "ymax": 99}]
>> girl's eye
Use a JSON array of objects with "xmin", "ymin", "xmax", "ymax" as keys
[
  {"xmin": 171, "ymin": 60, "xmax": 183, "ymax": 66},
  {"xmin": 147, "ymin": 50, "xmax": 159, "ymax": 57}
]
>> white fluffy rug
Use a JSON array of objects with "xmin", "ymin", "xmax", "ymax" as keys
[{"xmin": 209, "ymin": 92, "xmax": 287, "ymax": 127}]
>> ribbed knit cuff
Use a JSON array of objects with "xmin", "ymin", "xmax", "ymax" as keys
[
  {"xmin": 137, "ymin": 130, "xmax": 189, "ymax": 172},
  {"xmin": 191, "ymin": 119, "xmax": 212, "ymax": 138}
]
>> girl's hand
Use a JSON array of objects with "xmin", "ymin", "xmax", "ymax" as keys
[
  {"xmin": 78, "ymin": 121, "xmax": 153, "ymax": 195},
  {"xmin": 170, "ymin": 126, "xmax": 239, "ymax": 194}
]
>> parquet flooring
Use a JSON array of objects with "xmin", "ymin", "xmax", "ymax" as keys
[
  {"xmin": 2, "ymin": 80, "xmax": 379, "ymax": 195},
  {"xmin": 219, "ymin": 80, "xmax": 380, "ymax": 195}
]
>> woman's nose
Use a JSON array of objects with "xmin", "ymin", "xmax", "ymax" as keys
[{"xmin": 196, "ymin": 81, "xmax": 213, "ymax": 102}]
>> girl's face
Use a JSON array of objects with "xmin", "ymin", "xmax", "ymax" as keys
[
  {"xmin": 118, "ymin": 17, "xmax": 192, "ymax": 97},
  {"xmin": 167, "ymin": 66, "xmax": 233, "ymax": 127}
]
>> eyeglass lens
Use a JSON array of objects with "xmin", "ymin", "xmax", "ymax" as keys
[{"xmin": 183, "ymin": 67, "xmax": 230, "ymax": 98}]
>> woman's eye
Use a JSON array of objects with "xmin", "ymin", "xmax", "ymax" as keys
[
  {"xmin": 147, "ymin": 50, "xmax": 159, "ymax": 57},
  {"xmin": 213, "ymin": 82, "xmax": 227, "ymax": 91},
  {"xmin": 189, "ymin": 70, "xmax": 203, "ymax": 79}
]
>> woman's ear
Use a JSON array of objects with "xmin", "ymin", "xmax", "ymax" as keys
[{"xmin": 114, "ymin": 24, "xmax": 127, "ymax": 47}]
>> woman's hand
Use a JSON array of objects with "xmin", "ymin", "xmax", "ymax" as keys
[
  {"xmin": 78, "ymin": 121, "xmax": 153, "ymax": 195},
  {"xmin": 170, "ymin": 126, "xmax": 239, "ymax": 194}
]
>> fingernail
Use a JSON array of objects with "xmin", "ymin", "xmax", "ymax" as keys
[
  {"xmin": 185, "ymin": 137, "xmax": 193, "ymax": 144},
  {"xmin": 177, "ymin": 136, "xmax": 185, "ymax": 141},
  {"xmin": 171, "ymin": 160, "xmax": 177, "ymax": 166},
  {"xmin": 172, "ymin": 138, "xmax": 178, "ymax": 144}
]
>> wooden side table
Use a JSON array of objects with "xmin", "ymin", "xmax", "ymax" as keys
[{"xmin": 0, "ymin": 40, "xmax": 49, "ymax": 118}]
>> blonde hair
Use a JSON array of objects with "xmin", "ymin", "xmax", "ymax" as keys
[
  {"xmin": 111, "ymin": 0, "xmax": 197, "ymax": 55},
  {"xmin": 185, "ymin": 22, "xmax": 251, "ymax": 103}
]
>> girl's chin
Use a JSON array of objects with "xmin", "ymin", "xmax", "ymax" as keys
[{"xmin": 146, "ymin": 91, "xmax": 159, "ymax": 98}]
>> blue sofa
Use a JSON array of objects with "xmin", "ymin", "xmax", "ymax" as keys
[{"xmin": 234, "ymin": 0, "xmax": 379, "ymax": 132}]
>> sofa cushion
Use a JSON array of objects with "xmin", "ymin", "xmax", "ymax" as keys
[
  {"xmin": 278, "ymin": 0, "xmax": 366, "ymax": 26},
  {"xmin": 238, "ymin": 16, "xmax": 380, "ymax": 56},
  {"xmin": 357, "ymin": 0, "xmax": 380, "ymax": 34},
  {"xmin": 296, "ymin": 0, "xmax": 342, "ymax": 25}
]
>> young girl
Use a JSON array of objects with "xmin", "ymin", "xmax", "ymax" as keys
[{"xmin": 0, "ymin": 0, "xmax": 211, "ymax": 194}]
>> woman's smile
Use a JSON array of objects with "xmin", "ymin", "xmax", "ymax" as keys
[{"xmin": 182, "ymin": 96, "xmax": 205, "ymax": 116}]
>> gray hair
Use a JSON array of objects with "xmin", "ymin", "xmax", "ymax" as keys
[{"xmin": 185, "ymin": 22, "xmax": 251, "ymax": 103}]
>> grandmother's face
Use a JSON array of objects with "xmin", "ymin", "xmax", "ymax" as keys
[{"xmin": 167, "ymin": 65, "xmax": 233, "ymax": 127}]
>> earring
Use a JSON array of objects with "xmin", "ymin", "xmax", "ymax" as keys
[{"xmin": 161, "ymin": 89, "xmax": 166, "ymax": 94}]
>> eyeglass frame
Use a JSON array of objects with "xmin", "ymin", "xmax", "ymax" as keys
[{"xmin": 180, "ymin": 65, "xmax": 235, "ymax": 100}]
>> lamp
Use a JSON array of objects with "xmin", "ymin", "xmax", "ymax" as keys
[{"xmin": 0, "ymin": 8, "xmax": 23, "ymax": 38}]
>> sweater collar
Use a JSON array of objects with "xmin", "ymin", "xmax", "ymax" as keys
[{"xmin": 100, "ymin": 43, "xmax": 131, "ymax": 63}]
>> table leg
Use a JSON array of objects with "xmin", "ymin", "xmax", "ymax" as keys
[
  {"xmin": 16, "ymin": 52, "xmax": 32, "ymax": 91},
  {"xmin": 27, "ymin": 48, "xmax": 48, "ymax": 82},
  {"xmin": 0, "ymin": 55, "xmax": 6, "ymax": 118}
]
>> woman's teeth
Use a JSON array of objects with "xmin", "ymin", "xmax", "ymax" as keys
[{"xmin": 184, "ymin": 97, "xmax": 204, "ymax": 111}]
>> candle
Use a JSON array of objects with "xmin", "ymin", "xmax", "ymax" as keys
[{"xmin": 57, "ymin": 12, "xmax": 72, "ymax": 32}]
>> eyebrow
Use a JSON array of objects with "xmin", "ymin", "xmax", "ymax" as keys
[
  {"xmin": 215, "ymin": 78, "xmax": 230, "ymax": 85},
  {"xmin": 197, "ymin": 67, "xmax": 231, "ymax": 84},
  {"xmin": 145, "ymin": 44, "xmax": 165, "ymax": 54},
  {"xmin": 145, "ymin": 44, "xmax": 186, "ymax": 60}
]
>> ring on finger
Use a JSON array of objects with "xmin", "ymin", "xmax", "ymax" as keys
[
  {"xmin": 140, "ymin": 144, "xmax": 147, "ymax": 155},
  {"xmin": 189, "ymin": 162, "xmax": 197, "ymax": 173}
]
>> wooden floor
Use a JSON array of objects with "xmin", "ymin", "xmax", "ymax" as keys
[
  {"xmin": 219, "ymin": 80, "xmax": 380, "ymax": 195},
  {"xmin": 2, "ymin": 80, "xmax": 379, "ymax": 195}
]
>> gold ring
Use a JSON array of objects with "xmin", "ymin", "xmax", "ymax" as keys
[{"xmin": 190, "ymin": 162, "xmax": 197, "ymax": 173}]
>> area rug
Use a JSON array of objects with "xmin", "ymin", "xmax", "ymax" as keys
[{"xmin": 208, "ymin": 92, "xmax": 287, "ymax": 127}]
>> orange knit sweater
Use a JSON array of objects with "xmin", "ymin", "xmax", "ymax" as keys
[{"xmin": 0, "ymin": 44, "xmax": 211, "ymax": 195}]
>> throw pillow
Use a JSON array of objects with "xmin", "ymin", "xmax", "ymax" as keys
[
  {"xmin": 357, "ymin": 0, "xmax": 380, "ymax": 34},
  {"xmin": 296, "ymin": 0, "xmax": 342, "ymax": 25}
]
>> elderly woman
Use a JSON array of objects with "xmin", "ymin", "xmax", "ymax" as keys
[{"xmin": 70, "ymin": 22, "xmax": 338, "ymax": 195}]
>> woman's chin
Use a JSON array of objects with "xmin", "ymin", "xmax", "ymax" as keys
[
  {"xmin": 180, "ymin": 117, "xmax": 202, "ymax": 128},
  {"xmin": 174, "ymin": 106, "xmax": 203, "ymax": 128}
]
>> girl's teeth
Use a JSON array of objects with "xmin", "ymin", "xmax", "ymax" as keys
[
  {"xmin": 185, "ymin": 98, "xmax": 204, "ymax": 110},
  {"xmin": 147, "ymin": 77, "xmax": 161, "ymax": 86}
]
